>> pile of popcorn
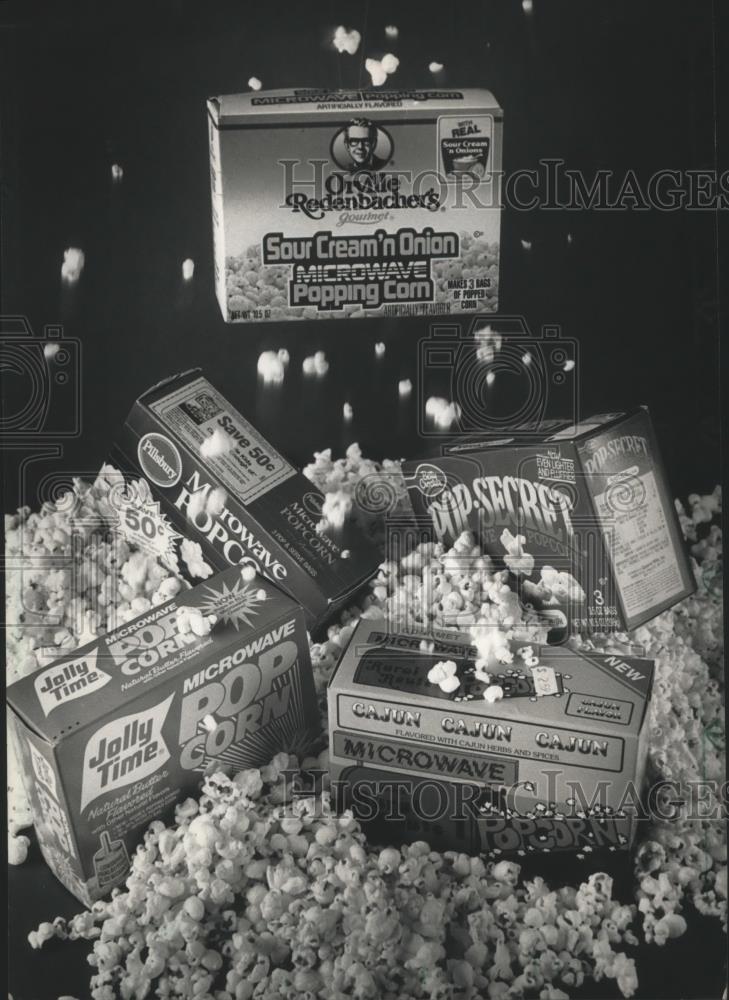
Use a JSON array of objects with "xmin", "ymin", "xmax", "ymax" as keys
[
  {"xmin": 6, "ymin": 453, "xmax": 725, "ymax": 998},
  {"xmin": 30, "ymin": 762, "xmax": 641, "ymax": 1000}
]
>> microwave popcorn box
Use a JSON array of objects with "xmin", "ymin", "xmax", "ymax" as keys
[
  {"xmin": 7, "ymin": 566, "xmax": 319, "ymax": 906},
  {"xmin": 403, "ymin": 407, "xmax": 695, "ymax": 633},
  {"xmin": 115, "ymin": 370, "xmax": 381, "ymax": 631},
  {"xmin": 327, "ymin": 620, "xmax": 655, "ymax": 855},
  {"xmin": 207, "ymin": 88, "xmax": 503, "ymax": 322}
]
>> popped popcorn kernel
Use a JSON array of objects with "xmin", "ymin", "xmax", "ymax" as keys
[
  {"xmin": 248, "ymin": 76, "xmax": 262, "ymax": 91},
  {"xmin": 332, "ymin": 26, "xmax": 361, "ymax": 55},
  {"xmin": 182, "ymin": 258, "xmax": 195, "ymax": 280},
  {"xmin": 61, "ymin": 247, "xmax": 85, "ymax": 283},
  {"xmin": 200, "ymin": 427, "xmax": 234, "ymax": 459}
]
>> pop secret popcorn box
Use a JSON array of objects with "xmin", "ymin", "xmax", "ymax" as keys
[
  {"xmin": 328, "ymin": 621, "xmax": 654, "ymax": 855},
  {"xmin": 115, "ymin": 370, "xmax": 381, "ymax": 631},
  {"xmin": 208, "ymin": 88, "xmax": 503, "ymax": 322},
  {"xmin": 404, "ymin": 408, "xmax": 695, "ymax": 633},
  {"xmin": 7, "ymin": 566, "xmax": 319, "ymax": 905}
]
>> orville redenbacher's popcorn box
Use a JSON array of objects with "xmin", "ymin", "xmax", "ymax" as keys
[
  {"xmin": 328, "ymin": 620, "xmax": 654, "ymax": 855},
  {"xmin": 7, "ymin": 566, "xmax": 319, "ymax": 905},
  {"xmin": 403, "ymin": 408, "xmax": 695, "ymax": 633},
  {"xmin": 208, "ymin": 88, "xmax": 503, "ymax": 322},
  {"xmin": 115, "ymin": 370, "xmax": 381, "ymax": 631}
]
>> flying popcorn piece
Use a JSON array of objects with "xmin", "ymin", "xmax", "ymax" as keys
[
  {"xmin": 374, "ymin": 341, "xmax": 386, "ymax": 358},
  {"xmin": 520, "ymin": 239, "xmax": 533, "ymax": 251},
  {"xmin": 200, "ymin": 427, "xmax": 234, "ymax": 459},
  {"xmin": 429, "ymin": 61, "xmax": 444, "ymax": 73},
  {"xmin": 202, "ymin": 714, "xmax": 218, "ymax": 732},
  {"xmin": 483, "ymin": 684, "xmax": 505, "ymax": 704},
  {"xmin": 277, "ymin": 348, "xmax": 290, "ymax": 366},
  {"xmin": 257, "ymin": 350, "xmax": 286, "ymax": 385},
  {"xmin": 43, "ymin": 342, "xmax": 60, "ymax": 360},
  {"xmin": 256, "ymin": 588, "xmax": 267, "ymax": 601},
  {"xmin": 427, "ymin": 659, "xmax": 460, "ymax": 692},
  {"xmin": 365, "ymin": 58, "xmax": 388, "ymax": 87},
  {"xmin": 205, "ymin": 486, "xmax": 227, "ymax": 516},
  {"xmin": 563, "ymin": 359, "xmax": 575, "ymax": 372},
  {"xmin": 248, "ymin": 76, "xmax": 262, "ymax": 91},
  {"xmin": 486, "ymin": 371, "xmax": 496, "ymax": 386},
  {"xmin": 522, "ymin": 0, "xmax": 534, "ymax": 11},
  {"xmin": 241, "ymin": 565, "xmax": 256, "ymax": 583},
  {"xmin": 398, "ymin": 378, "xmax": 412, "ymax": 397},
  {"xmin": 302, "ymin": 351, "xmax": 329, "ymax": 377},
  {"xmin": 61, "ymin": 247, "xmax": 85, "ymax": 283},
  {"xmin": 380, "ymin": 53, "xmax": 400, "ymax": 75},
  {"xmin": 426, "ymin": 396, "xmax": 461, "ymax": 430},
  {"xmin": 343, "ymin": 402, "xmax": 353, "ymax": 421},
  {"xmin": 501, "ymin": 528, "xmax": 535, "ymax": 576},
  {"xmin": 567, "ymin": 232, "xmax": 574, "ymax": 244},
  {"xmin": 522, "ymin": 351, "xmax": 532, "ymax": 365},
  {"xmin": 111, "ymin": 163, "xmax": 123, "ymax": 181},
  {"xmin": 385, "ymin": 24, "xmax": 399, "ymax": 38},
  {"xmin": 333, "ymin": 26, "xmax": 361, "ymax": 55},
  {"xmin": 180, "ymin": 539, "xmax": 214, "ymax": 580},
  {"xmin": 182, "ymin": 258, "xmax": 195, "ymax": 281},
  {"xmin": 475, "ymin": 324, "xmax": 502, "ymax": 363}
]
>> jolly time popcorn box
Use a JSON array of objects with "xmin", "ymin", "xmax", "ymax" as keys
[
  {"xmin": 208, "ymin": 88, "xmax": 503, "ymax": 322},
  {"xmin": 115, "ymin": 370, "xmax": 381, "ymax": 631},
  {"xmin": 7, "ymin": 566, "xmax": 319, "ymax": 905},
  {"xmin": 404, "ymin": 408, "xmax": 695, "ymax": 633},
  {"xmin": 328, "ymin": 620, "xmax": 654, "ymax": 855}
]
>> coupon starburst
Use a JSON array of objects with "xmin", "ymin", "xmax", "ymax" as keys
[{"xmin": 197, "ymin": 578, "xmax": 265, "ymax": 629}]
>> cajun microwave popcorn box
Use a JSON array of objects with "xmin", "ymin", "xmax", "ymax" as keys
[
  {"xmin": 328, "ymin": 620, "xmax": 655, "ymax": 855},
  {"xmin": 7, "ymin": 565, "xmax": 319, "ymax": 906},
  {"xmin": 115, "ymin": 370, "xmax": 381, "ymax": 631},
  {"xmin": 403, "ymin": 407, "xmax": 695, "ymax": 633},
  {"xmin": 208, "ymin": 88, "xmax": 503, "ymax": 322}
]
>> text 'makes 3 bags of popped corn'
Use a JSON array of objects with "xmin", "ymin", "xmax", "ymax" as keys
[
  {"xmin": 7, "ymin": 565, "xmax": 319, "ymax": 905},
  {"xmin": 208, "ymin": 88, "xmax": 503, "ymax": 322},
  {"xmin": 404, "ymin": 408, "xmax": 695, "ymax": 634},
  {"xmin": 115, "ymin": 370, "xmax": 381, "ymax": 631}
]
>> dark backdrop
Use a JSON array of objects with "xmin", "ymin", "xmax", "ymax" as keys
[{"xmin": 1, "ymin": 1, "xmax": 724, "ymax": 998}]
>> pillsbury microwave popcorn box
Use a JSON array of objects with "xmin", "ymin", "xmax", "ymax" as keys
[
  {"xmin": 328, "ymin": 620, "xmax": 655, "ymax": 855},
  {"xmin": 7, "ymin": 565, "xmax": 319, "ymax": 905},
  {"xmin": 403, "ymin": 408, "xmax": 695, "ymax": 633},
  {"xmin": 208, "ymin": 88, "xmax": 503, "ymax": 322},
  {"xmin": 115, "ymin": 370, "xmax": 381, "ymax": 631}
]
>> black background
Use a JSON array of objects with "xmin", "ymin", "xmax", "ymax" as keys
[{"xmin": 1, "ymin": 1, "xmax": 725, "ymax": 997}]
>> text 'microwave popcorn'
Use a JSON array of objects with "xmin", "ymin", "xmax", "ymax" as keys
[
  {"xmin": 208, "ymin": 88, "xmax": 503, "ymax": 322},
  {"xmin": 7, "ymin": 565, "xmax": 319, "ymax": 906},
  {"xmin": 115, "ymin": 370, "xmax": 381, "ymax": 630},
  {"xmin": 403, "ymin": 408, "xmax": 695, "ymax": 633},
  {"xmin": 328, "ymin": 619, "xmax": 655, "ymax": 856}
]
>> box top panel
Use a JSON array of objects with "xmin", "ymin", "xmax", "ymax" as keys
[
  {"xmin": 331, "ymin": 618, "xmax": 654, "ymax": 737},
  {"xmin": 209, "ymin": 88, "xmax": 502, "ymax": 126},
  {"xmin": 431, "ymin": 411, "xmax": 636, "ymax": 457},
  {"xmin": 8, "ymin": 566, "xmax": 300, "ymax": 743}
]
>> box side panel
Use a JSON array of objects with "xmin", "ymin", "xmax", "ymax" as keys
[
  {"xmin": 208, "ymin": 111, "xmax": 228, "ymax": 319},
  {"xmin": 10, "ymin": 713, "xmax": 90, "ymax": 905},
  {"xmin": 576, "ymin": 409, "xmax": 696, "ymax": 628}
]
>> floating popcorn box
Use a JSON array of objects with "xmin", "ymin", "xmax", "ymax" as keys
[
  {"xmin": 208, "ymin": 88, "xmax": 503, "ymax": 322},
  {"xmin": 403, "ymin": 407, "xmax": 695, "ymax": 633},
  {"xmin": 8, "ymin": 565, "xmax": 319, "ymax": 906},
  {"xmin": 328, "ymin": 619, "xmax": 655, "ymax": 855},
  {"xmin": 115, "ymin": 369, "xmax": 381, "ymax": 631}
]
